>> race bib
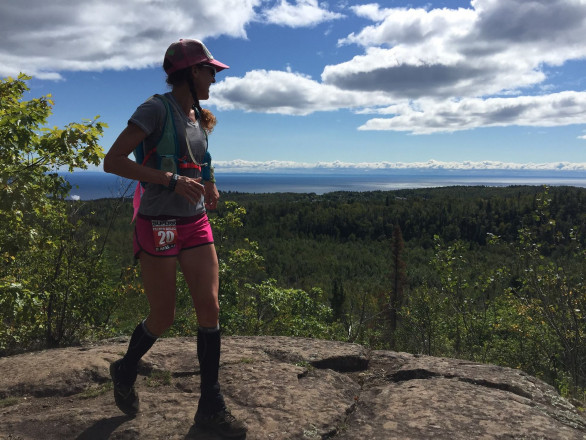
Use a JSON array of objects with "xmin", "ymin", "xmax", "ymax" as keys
[{"xmin": 152, "ymin": 219, "xmax": 177, "ymax": 252}]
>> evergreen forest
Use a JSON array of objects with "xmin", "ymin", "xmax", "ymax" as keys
[{"xmin": 54, "ymin": 184, "xmax": 586, "ymax": 403}]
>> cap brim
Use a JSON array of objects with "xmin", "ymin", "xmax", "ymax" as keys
[{"xmin": 209, "ymin": 59, "xmax": 229, "ymax": 72}]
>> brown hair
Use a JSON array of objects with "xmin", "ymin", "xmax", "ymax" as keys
[
  {"xmin": 164, "ymin": 61, "xmax": 190, "ymax": 87},
  {"xmin": 199, "ymin": 108, "xmax": 217, "ymax": 134}
]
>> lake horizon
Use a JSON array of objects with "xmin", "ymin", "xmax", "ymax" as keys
[{"xmin": 61, "ymin": 169, "xmax": 586, "ymax": 201}]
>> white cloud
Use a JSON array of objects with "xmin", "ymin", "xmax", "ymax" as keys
[
  {"xmin": 316, "ymin": 0, "xmax": 586, "ymax": 132},
  {"xmin": 214, "ymin": 159, "xmax": 586, "ymax": 172},
  {"xmin": 349, "ymin": 4, "xmax": 390, "ymax": 22},
  {"xmin": 322, "ymin": 46, "xmax": 546, "ymax": 99},
  {"xmin": 0, "ymin": 0, "xmax": 344, "ymax": 79},
  {"xmin": 357, "ymin": 91, "xmax": 586, "ymax": 134},
  {"xmin": 212, "ymin": 0, "xmax": 586, "ymax": 134},
  {"xmin": 210, "ymin": 74, "xmax": 586, "ymax": 134},
  {"xmin": 209, "ymin": 69, "xmax": 395, "ymax": 114},
  {"xmin": 0, "ymin": 0, "xmax": 261, "ymax": 79},
  {"xmin": 342, "ymin": 4, "xmax": 476, "ymax": 47},
  {"xmin": 261, "ymin": 0, "xmax": 344, "ymax": 27},
  {"xmin": 326, "ymin": 0, "xmax": 586, "ymax": 99},
  {"xmin": 3, "ymin": 0, "xmax": 586, "ymax": 137}
]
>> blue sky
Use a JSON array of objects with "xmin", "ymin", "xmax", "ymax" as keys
[{"xmin": 2, "ymin": 0, "xmax": 586, "ymax": 173}]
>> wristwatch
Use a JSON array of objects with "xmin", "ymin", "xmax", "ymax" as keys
[{"xmin": 168, "ymin": 173, "xmax": 179, "ymax": 191}]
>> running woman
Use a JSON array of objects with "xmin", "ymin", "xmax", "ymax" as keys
[{"xmin": 103, "ymin": 39, "xmax": 246, "ymax": 439}]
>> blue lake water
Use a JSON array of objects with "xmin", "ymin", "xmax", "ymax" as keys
[{"xmin": 62, "ymin": 170, "xmax": 586, "ymax": 200}]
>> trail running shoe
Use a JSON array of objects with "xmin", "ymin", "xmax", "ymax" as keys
[
  {"xmin": 109, "ymin": 359, "xmax": 139, "ymax": 416},
  {"xmin": 194, "ymin": 409, "xmax": 247, "ymax": 438}
]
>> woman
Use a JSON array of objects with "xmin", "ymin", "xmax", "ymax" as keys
[{"xmin": 103, "ymin": 39, "xmax": 246, "ymax": 438}]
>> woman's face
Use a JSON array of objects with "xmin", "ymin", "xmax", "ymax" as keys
[{"xmin": 192, "ymin": 64, "xmax": 216, "ymax": 100}]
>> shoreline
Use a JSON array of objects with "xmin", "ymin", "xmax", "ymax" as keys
[{"xmin": 61, "ymin": 170, "xmax": 586, "ymax": 200}]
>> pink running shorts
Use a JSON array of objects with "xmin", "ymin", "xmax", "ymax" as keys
[{"xmin": 133, "ymin": 213, "xmax": 214, "ymax": 258}]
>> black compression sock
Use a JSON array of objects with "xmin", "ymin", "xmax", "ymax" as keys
[
  {"xmin": 120, "ymin": 320, "xmax": 157, "ymax": 379},
  {"xmin": 197, "ymin": 325, "xmax": 225, "ymax": 414}
]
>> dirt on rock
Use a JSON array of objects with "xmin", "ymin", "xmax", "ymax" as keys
[{"xmin": 0, "ymin": 336, "xmax": 584, "ymax": 439}]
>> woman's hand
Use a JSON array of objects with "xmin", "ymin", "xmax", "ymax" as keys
[
  {"xmin": 204, "ymin": 181, "xmax": 220, "ymax": 210},
  {"xmin": 174, "ymin": 175, "xmax": 205, "ymax": 205}
]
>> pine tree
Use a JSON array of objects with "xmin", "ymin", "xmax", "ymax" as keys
[
  {"xmin": 388, "ymin": 224, "xmax": 407, "ymax": 348},
  {"xmin": 331, "ymin": 278, "xmax": 346, "ymax": 321}
]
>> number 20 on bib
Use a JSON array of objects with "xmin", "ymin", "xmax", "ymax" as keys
[{"xmin": 152, "ymin": 219, "xmax": 178, "ymax": 252}]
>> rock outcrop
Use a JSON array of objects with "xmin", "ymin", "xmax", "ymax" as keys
[{"xmin": 0, "ymin": 336, "xmax": 584, "ymax": 439}]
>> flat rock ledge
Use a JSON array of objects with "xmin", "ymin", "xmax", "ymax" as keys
[{"xmin": 0, "ymin": 336, "xmax": 584, "ymax": 440}]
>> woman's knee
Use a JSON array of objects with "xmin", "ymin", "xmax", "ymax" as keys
[
  {"xmin": 195, "ymin": 299, "xmax": 220, "ymax": 327},
  {"xmin": 200, "ymin": 299, "xmax": 219, "ymax": 318},
  {"xmin": 145, "ymin": 309, "xmax": 176, "ymax": 335}
]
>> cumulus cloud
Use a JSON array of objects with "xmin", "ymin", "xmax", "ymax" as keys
[
  {"xmin": 0, "ymin": 0, "xmax": 262, "ymax": 79},
  {"xmin": 0, "ymin": 0, "xmax": 345, "ymax": 80},
  {"xmin": 261, "ymin": 0, "xmax": 344, "ymax": 27},
  {"xmin": 2, "ymin": 0, "xmax": 586, "ymax": 136},
  {"xmin": 209, "ymin": 69, "xmax": 395, "ymax": 114},
  {"xmin": 316, "ymin": 0, "xmax": 586, "ymax": 133},
  {"xmin": 211, "ymin": 0, "xmax": 586, "ymax": 133},
  {"xmin": 357, "ymin": 91, "xmax": 586, "ymax": 134},
  {"xmin": 327, "ymin": 0, "xmax": 585, "ymax": 98}
]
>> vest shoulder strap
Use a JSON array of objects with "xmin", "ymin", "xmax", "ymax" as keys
[{"xmin": 133, "ymin": 94, "xmax": 180, "ymax": 173}]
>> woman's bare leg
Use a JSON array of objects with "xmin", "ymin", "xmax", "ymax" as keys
[
  {"xmin": 178, "ymin": 244, "xmax": 219, "ymax": 328},
  {"xmin": 140, "ymin": 253, "xmax": 179, "ymax": 336}
]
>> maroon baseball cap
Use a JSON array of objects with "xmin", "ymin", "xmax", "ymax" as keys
[{"xmin": 164, "ymin": 39, "xmax": 229, "ymax": 74}]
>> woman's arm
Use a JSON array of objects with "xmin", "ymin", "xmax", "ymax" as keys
[
  {"xmin": 104, "ymin": 123, "xmax": 170, "ymax": 186},
  {"xmin": 104, "ymin": 123, "xmax": 205, "ymax": 204}
]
